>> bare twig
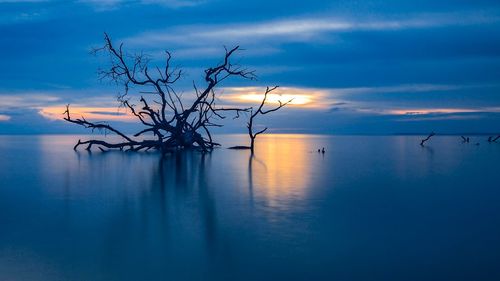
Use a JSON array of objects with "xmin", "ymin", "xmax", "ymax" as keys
[
  {"xmin": 488, "ymin": 135, "xmax": 500, "ymax": 143},
  {"xmin": 420, "ymin": 132, "xmax": 435, "ymax": 146}
]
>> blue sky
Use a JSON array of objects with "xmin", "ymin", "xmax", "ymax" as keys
[{"xmin": 1, "ymin": 0, "xmax": 500, "ymax": 134}]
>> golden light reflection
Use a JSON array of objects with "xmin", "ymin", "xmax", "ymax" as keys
[
  {"xmin": 40, "ymin": 106, "xmax": 136, "ymax": 122},
  {"xmin": 247, "ymin": 135, "xmax": 317, "ymax": 207}
]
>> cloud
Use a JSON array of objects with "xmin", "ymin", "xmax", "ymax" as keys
[
  {"xmin": 341, "ymin": 103, "xmax": 500, "ymax": 119},
  {"xmin": 386, "ymin": 107, "xmax": 500, "ymax": 116},
  {"xmin": 0, "ymin": 93, "xmax": 60, "ymax": 109},
  {"xmin": 0, "ymin": 0, "xmax": 48, "ymax": 2},
  {"xmin": 125, "ymin": 11, "xmax": 500, "ymax": 49},
  {"xmin": 1, "ymin": 83, "xmax": 498, "ymax": 132},
  {"xmin": 0, "ymin": 114, "xmax": 10, "ymax": 121},
  {"xmin": 170, "ymin": 46, "xmax": 282, "ymax": 59},
  {"xmin": 77, "ymin": 0, "xmax": 122, "ymax": 10},
  {"xmin": 319, "ymin": 83, "xmax": 500, "ymax": 119},
  {"xmin": 328, "ymin": 84, "xmax": 462, "ymax": 96},
  {"xmin": 40, "ymin": 106, "xmax": 136, "ymax": 122},
  {"xmin": 140, "ymin": 0, "xmax": 205, "ymax": 8},
  {"xmin": 0, "ymin": 90, "xmax": 134, "ymax": 122},
  {"xmin": 0, "ymin": 9, "xmax": 46, "ymax": 25},
  {"xmin": 78, "ymin": 0, "xmax": 206, "ymax": 11},
  {"xmin": 396, "ymin": 114, "xmax": 484, "ymax": 122},
  {"xmin": 219, "ymin": 84, "xmax": 500, "ymax": 121},
  {"xmin": 211, "ymin": 83, "xmax": 500, "ymax": 119}
]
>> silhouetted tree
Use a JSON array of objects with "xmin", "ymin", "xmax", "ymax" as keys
[
  {"xmin": 246, "ymin": 86, "xmax": 292, "ymax": 152},
  {"xmin": 64, "ymin": 33, "xmax": 264, "ymax": 152}
]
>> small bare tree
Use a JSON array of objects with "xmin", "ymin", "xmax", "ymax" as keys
[
  {"xmin": 246, "ymin": 86, "xmax": 292, "ymax": 152},
  {"xmin": 64, "ymin": 33, "xmax": 264, "ymax": 152}
]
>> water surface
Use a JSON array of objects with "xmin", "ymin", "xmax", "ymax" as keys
[{"xmin": 1, "ymin": 135, "xmax": 500, "ymax": 280}]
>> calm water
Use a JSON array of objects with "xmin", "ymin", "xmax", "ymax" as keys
[{"xmin": 1, "ymin": 134, "xmax": 500, "ymax": 281}]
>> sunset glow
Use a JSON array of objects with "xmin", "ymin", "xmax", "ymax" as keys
[
  {"xmin": 221, "ymin": 86, "xmax": 331, "ymax": 109},
  {"xmin": 40, "ymin": 106, "xmax": 136, "ymax": 122},
  {"xmin": 237, "ymin": 93, "xmax": 312, "ymax": 105}
]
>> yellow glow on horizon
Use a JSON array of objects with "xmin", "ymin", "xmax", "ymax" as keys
[
  {"xmin": 221, "ymin": 86, "xmax": 331, "ymax": 109},
  {"xmin": 237, "ymin": 93, "xmax": 312, "ymax": 105}
]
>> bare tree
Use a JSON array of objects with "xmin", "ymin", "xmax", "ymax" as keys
[
  {"xmin": 246, "ymin": 86, "xmax": 292, "ymax": 152},
  {"xmin": 64, "ymin": 33, "xmax": 258, "ymax": 152}
]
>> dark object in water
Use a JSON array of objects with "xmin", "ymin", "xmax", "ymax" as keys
[
  {"xmin": 420, "ymin": 132, "xmax": 436, "ymax": 146},
  {"xmin": 228, "ymin": 146, "xmax": 251, "ymax": 150},
  {"xmin": 488, "ymin": 136, "xmax": 500, "ymax": 143},
  {"xmin": 321, "ymin": 147, "xmax": 325, "ymax": 153},
  {"xmin": 461, "ymin": 136, "xmax": 470, "ymax": 143}
]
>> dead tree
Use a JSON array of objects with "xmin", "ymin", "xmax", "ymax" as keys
[
  {"xmin": 246, "ymin": 86, "xmax": 291, "ymax": 152},
  {"xmin": 420, "ymin": 132, "xmax": 435, "ymax": 146},
  {"xmin": 64, "ymin": 33, "xmax": 256, "ymax": 152}
]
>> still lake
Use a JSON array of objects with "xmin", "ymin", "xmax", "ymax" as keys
[{"xmin": 1, "ymin": 134, "xmax": 500, "ymax": 280}]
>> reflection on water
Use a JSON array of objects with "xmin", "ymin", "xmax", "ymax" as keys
[
  {"xmin": 1, "ymin": 134, "xmax": 500, "ymax": 280},
  {"xmin": 248, "ymin": 135, "xmax": 313, "ymax": 208}
]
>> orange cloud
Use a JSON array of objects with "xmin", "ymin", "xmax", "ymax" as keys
[{"xmin": 40, "ymin": 106, "xmax": 137, "ymax": 122}]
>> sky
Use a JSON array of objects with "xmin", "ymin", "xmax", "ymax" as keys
[{"xmin": 1, "ymin": 0, "xmax": 500, "ymax": 135}]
